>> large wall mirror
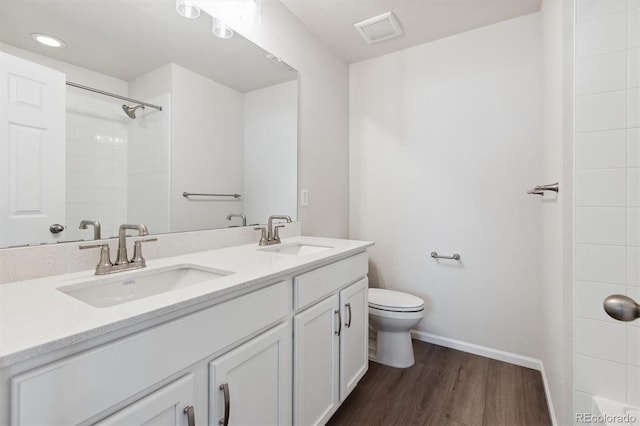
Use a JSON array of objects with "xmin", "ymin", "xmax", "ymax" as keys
[{"xmin": 0, "ymin": 0, "xmax": 298, "ymax": 248}]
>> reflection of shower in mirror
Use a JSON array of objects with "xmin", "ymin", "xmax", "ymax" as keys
[{"xmin": 122, "ymin": 104, "xmax": 145, "ymax": 119}]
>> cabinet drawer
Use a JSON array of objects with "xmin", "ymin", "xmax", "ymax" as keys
[
  {"xmin": 11, "ymin": 280, "xmax": 290, "ymax": 425},
  {"xmin": 294, "ymin": 253, "xmax": 368, "ymax": 310}
]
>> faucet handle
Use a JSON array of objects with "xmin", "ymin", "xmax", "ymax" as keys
[
  {"xmin": 254, "ymin": 227, "xmax": 267, "ymax": 246},
  {"xmin": 131, "ymin": 238, "xmax": 157, "ymax": 266},
  {"xmin": 79, "ymin": 243, "xmax": 113, "ymax": 275},
  {"xmin": 273, "ymin": 225, "xmax": 285, "ymax": 243}
]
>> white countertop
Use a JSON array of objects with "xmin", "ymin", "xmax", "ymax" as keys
[{"xmin": 0, "ymin": 236, "xmax": 373, "ymax": 368}]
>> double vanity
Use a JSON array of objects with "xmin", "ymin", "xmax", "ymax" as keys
[{"xmin": 0, "ymin": 234, "xmax": 373, "ymax": 425}]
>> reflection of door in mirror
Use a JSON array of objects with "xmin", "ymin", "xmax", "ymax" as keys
[{"xmin": 0, "ymin": 52, "xmax": 66, "ymax": 247}]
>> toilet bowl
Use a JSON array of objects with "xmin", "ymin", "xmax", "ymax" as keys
[{"xmin": 368, "ymin": 288, "xmax": 424, "ymax": 368}]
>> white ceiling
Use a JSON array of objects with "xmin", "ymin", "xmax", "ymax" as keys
[
  {"xmin": 279, "ymin": 0, "xmax": 542, "ymax": 64},
  {"xmin": 0, "ymin": 0, "xmax": 296, "ymax": 92}
]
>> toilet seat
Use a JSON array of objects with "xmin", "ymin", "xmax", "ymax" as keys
[{"xmin": 368, "ymin": 288, "xmax": 424, "ymax": 313}]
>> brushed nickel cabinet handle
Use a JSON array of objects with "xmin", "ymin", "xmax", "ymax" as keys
[
  {"xmin": 345, "ymin": 303, "xmax": 352, "ymax": 328},
  {"xmin": 183, "ymin": 405, "xmax": 195, "ymax": 426},
  {"xmin": 335, "ymin": 310, "xmax": 342, "ymax": 336},
  {"xmin": 219, "ymin": 383, "xmax": 230, "ymax": 426}
]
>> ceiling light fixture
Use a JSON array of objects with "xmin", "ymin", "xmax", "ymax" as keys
[
  {"xmin": 30, "ymin": 33, "xmax": 66, "ymax": 48},
  {"xmin": 212, "ymin": 17, "xmax": 234, "ymax": 39},
  {"xmin": 176, "ymin": 0, "xmax": 201, "ymax": 19}
]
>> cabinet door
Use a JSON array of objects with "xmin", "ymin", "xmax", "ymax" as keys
[
  {"xmin": 293, "ymin": 294, "xmax": 340, "ymax": 426},
  {"xmin": 339, "ymin": 278, "xmax": 369, "ymax": 401},
  {"xmin": 95, "ymin": 374, "xmax": 196, "ymax": 426},
  {"xmin": 210, "ymin": 322, "xmax": 291, "ymax": 426}
]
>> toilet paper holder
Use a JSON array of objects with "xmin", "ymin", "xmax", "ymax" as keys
[{"xmin": 430, "ymin": 251, "xmax": 461, "ymax": 260}]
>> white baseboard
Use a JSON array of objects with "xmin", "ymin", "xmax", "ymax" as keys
[{"xmin": 410, "ymin": 330, "xmax": 557, "ymax": 425}]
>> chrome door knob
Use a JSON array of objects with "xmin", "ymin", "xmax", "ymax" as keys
[
  {"xmin": 604, "ymin": 295, "xmax": 640, "ymax": 322},
  {"xmin": 49, "ymin": 224, "xmax": 65, "ymax": 233}
]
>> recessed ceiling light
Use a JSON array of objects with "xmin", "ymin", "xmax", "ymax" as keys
[{"xmin": 30, "ymin": 33, "xmax": 66, "ymax": 48}]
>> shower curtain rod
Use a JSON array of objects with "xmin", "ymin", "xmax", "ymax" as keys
[{"xmin": 65, "ymin": 81, "xmax": 163, "ymax": 111}]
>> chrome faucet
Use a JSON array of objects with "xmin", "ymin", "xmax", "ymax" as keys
[
  {"xmin": 255, "ymin": 215, "xmax": 292, "ymax": 246},
  {"xmin": 226, "ymin": 213, "xmax": 247, "ymax": 227},
  {"xmin": 80, "ymin": 223, "xmax": 156, "ymax": 275},
  {"xmin": 116, "ymin": 224, "xmax": 149, "ymax": 265},
  {"xmin": 79, "ymin": 220, "xmax": 101, "ymax": 240}
]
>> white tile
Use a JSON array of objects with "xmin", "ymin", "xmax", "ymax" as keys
[
  {"xmin": 577, "ymin": 52, "xmax": 627, "ymax": 95},
  {"xmin": 631, "ymin": 8, "xmax": 640, "ymax": 49},
  {"xmin": 576, "ymin": 207, "xmax": 627, "ymax": 245},
  {"xmin": 576, "ymin": 130, "xmax": 627, "ymax": 169},
  {"xmin": 631, "ymin": 89, "xmax": 640, "ymax": 128},
  {"xmin": 577, "ymin": 0, "xmax": 627, "ymax": 22},
  {"xmin": 629, "ymin": 168, "xmax": 640, "ymax": 207},
  {"xmin": 576, "ymin": 92, "xmax": 627, "ymax": 132},
  {"xmin": 575, "ymin": 354, "xmax": 627, "ymax": 401},
  {"xmin": 577, "ymin": 281, "xmax": 627, "ymax": 322},
  {"xmin": 628, "ymin": 366, "xmax": 640, "ymax": 406},
  {"xmin": 577, "ymin": 12, "xmax": 628, "ymax": 58},
  {"xmin": 630, "ymin": 49, "xmax": 640, "ymax": 88},
  {"xmin": 630, "ymin": 129, "xmax": 640, "ymax": 167},
  {"xmin": 629, "ymin": 247, "xmax": 640, "ymax": 285},
  {"xmin": 630, "ymin": 208, "xmax": 640, "ymax": 246},
  {"xmin": 577, "ymin": 317, "xmax": 628, "ymax": 362},
  {"xmin": 629, "ymin": 326, "xmax": 640, "ymax": 366},
  {"xmin": 575, "ymin": 169, "xmax": 627, "ymax": 206},
  {"xmin": 633, "ymin": 0, "xmax": 640, "ymax": 10},
  {"xmin": 576, "ymin": 244, "xmax": 627, "ymax": 284}
]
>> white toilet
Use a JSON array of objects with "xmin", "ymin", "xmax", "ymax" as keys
[{"xmin": 368, "ymin": 288, "xmax": 425, "ymax": 368}]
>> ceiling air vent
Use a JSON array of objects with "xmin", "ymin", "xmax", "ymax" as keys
[{"xmin": 354, "ymin": 12, "xmax": 403, "ymax": 44}]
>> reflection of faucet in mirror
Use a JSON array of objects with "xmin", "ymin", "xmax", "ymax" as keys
[
  {"xmin": 78, "ymin": 220, "xmax": 101, "ymax": 240},
  {"xmin": 226, "ymin": 213, "xmax": 247, "ymax": 227}
]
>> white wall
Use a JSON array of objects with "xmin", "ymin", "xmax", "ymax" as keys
[
  {"xmin": 540, "ymin": 0, "xmax": 573, "ymax": 424},
  {"xmin": 169, "ymin": 64, "xmax": 245, "ymax": 232},
  {"xmin": 214, "ymin": 1, "xmax": 350, "ymax": 237},
  {"xmin": 243, "ymin": 80, "xmax": 298, "ymax": 225},
  {"xmin": 350, "ymin": 14, "xmax": 543, "ymax": 357},
  {"xmin": 573, "ymin": 0, "xmax": 640, "ymax": 414}
]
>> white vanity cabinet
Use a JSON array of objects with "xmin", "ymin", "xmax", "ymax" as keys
[
  {"xmin": 9, "ymin": 281, "xmax": 290, "ymax": 426},
  {"xmin": 2, "ymin": 244, "xmax": 372, "ymax": 426},
  {"xmin": 94, "ymin": 374, "xmax": 196, "ymax": 426},
  {"xmin": 209, "ymin": 322, "xmax": 291, "ymax": 426},
  {"xmin": 292, "ymin": 253, "xmax": 369, "ymax": 425}
]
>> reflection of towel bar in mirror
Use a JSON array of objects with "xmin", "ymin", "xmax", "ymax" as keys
[{"xmin": 182, "ymin": 192, "xmax": 242, "ymax": 199}]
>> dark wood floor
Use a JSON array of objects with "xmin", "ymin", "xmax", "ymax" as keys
[{"xmin": 327, "ymin": 340, "xmax": 551, "ymax": 426}]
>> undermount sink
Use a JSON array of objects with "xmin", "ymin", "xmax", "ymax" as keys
[
  {"xmin": 58, "ymin": 264, "xmax": 233, "ymax": 308},
  {"xmin": 259, "ymin": 242, "xmax": 333, "ymax": 256}
]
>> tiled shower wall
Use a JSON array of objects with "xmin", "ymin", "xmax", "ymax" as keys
[
  {"xmin": 65, "ymin": 88, "xmax": 128, "ymax": 241},
  {"xmin": 574, "ymin": 0, "xmax": 640, "ymax": 413}
]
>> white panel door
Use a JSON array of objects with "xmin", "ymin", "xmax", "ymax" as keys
[
  {"xmin": 339, "ymin": 278, "xmax": 369, "ymax": 401},
  {"xmin": 293, "ymin": 294, "xmax": 340, "ymax": 426},
  {"xmin": 0, "ymin": 52, "xmax": 65, "ymax": 247},
  {"xmin": 95, "ymin": 375, "xmax": 196, "ymax": 426},
  {"xmin": 210, "ymin": 323, "xmax": 291, "ymax": 426}
]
